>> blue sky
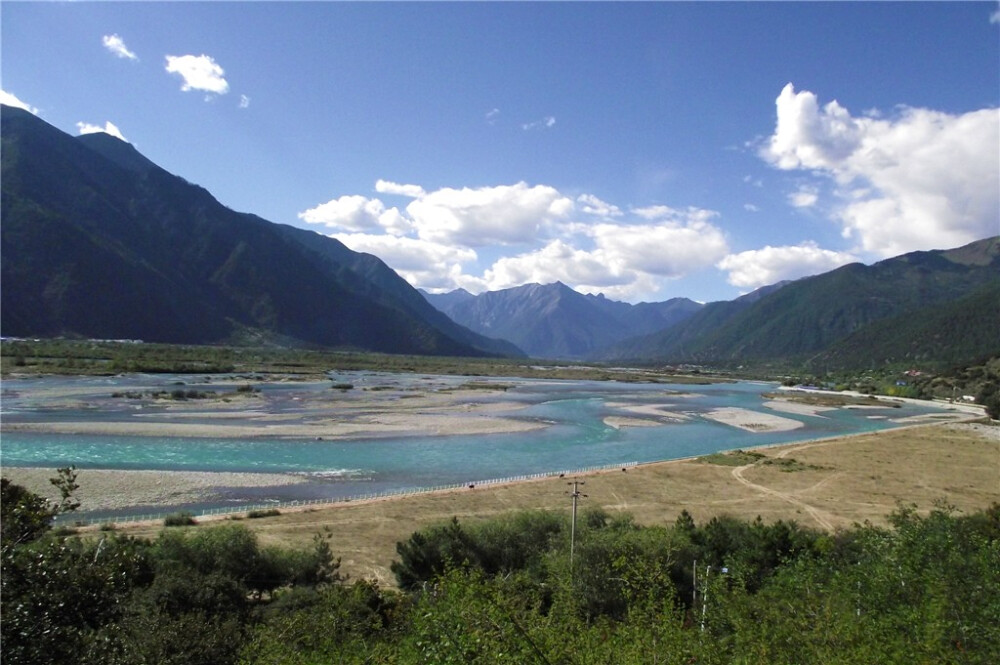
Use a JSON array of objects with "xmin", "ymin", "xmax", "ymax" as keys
[{"xmin": 3, "ymin": 2, "xmax": 998, "ymax": 304}]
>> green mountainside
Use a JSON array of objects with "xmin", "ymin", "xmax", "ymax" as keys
[
  {"xmin": 810, "ymin": 279, "xmax": 1000, "ymax": 370},
  {"xmin": 596, "ymin": 238, "xmax": 999, "ymax": 369},
  {"xmin": 3, "ymin": 103, "xmax": 993, "ymax": 368},
  {"xmin": 0, "ymin": 105, "xmax": 517, "ymax": 357}
]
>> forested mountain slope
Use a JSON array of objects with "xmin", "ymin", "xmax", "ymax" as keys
[
  {"xmin": 0, "ymin": 105, "xmax": 516, "ymax": 357},
  {"xmin": 597, "ymin": 238, "xmax": 999, "ymax": 368}
]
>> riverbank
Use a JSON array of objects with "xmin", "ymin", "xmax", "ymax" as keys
[
  {"xmin": 1, "ymin": 468, "xmax": 310, "ymax": 513},
  {"xmin": 6, "ymin": 421, "xmax": 996, "ymax": 585}
]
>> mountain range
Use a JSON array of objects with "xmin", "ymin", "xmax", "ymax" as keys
[
  {"xmin": 0, "ymin": 105, "xmax": 520, "ymax": 357},
  {"xmin": 595, "ymin": 237, "xmax": 1000, "ymax": 369},
  {"xmin": 421, "ymin": 282, "xmax": 702, "ymax": 359},
  {"xmin": 3, "ymin": 103, "xmax": 997, "ymax": 371},
  {"xmin": 425, "ymin": 238, "xmax": 999, "ymax": 368}
]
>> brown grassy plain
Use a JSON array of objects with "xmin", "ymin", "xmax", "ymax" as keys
[{"xmin": 91, "ymin": 421, "xmax": 999, "ymax": 586}]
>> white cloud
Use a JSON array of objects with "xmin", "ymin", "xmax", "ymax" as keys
[
  {"xmin": 484, "ymin": 239, "xmax": 631, "ymax": 293},
  {"xmin": 76, "ymin": 121, "xmax": 129, "ymax": 142},
  {"xmin": 744, "ymin": 203, "xmax": 759, "ymax": 212},
  {"xmin": 763, "ymin": 84, "xmax": 861, "ymax": 171},
  {"xmin": 991, "ymin": 6, "xmax": 1000, "ymax": 24},
  {"xmin": 0, "ymin": 89, "xmax": 38, "ymax": 114},
  {"xmin": 406, "ymin": 182, "xmax": 573, "ymax": 246},
  {"xmin": 239, "ymin": 94, "xmax": 250, "ymax": 109},
  {"xmin": 522, "ymin": 115, "xmax": 556, "ymax": 130},
  {"xmin": 301, "ymin": 181, "xmax": 729, "ymax": 301},
  {"xmin": 485, "ymin": 108, "xmax": 500, "ymax": 125},
  {"xmin": 332, "ymin": 233, "xmax": 478, "ymax": 290},
  {"xmin": 376, "ymin": 179, "xmax": 426, "ymax": 198},
  {"xmin": 102, "ymin": 34, "xmax": 138, "ymax": 61},
  {"xmin": 788, "ymin": 185, "xmax": 818, "ymax": 208},
  {"xmin": 577, "ymin": 194, "xmax": 622, "ymax": 218},
  {"xmin": 631, "ymin": 205, "xmax": 686, "ymax": 221},
  {"xmin": 302, "ymin": 181, "xmax": 572, "ymax": 245},
  {"xmin": 717, "ymin": 242, "xmax": 858, "ymax": 290},
  {"xmin": 165, "ymin": 54, "xmax": 230, "ymax": 95},
  {"xmin": 298, "ymin": 195, "xmax": 411, "ymax": 235},
  {"xmin": 762, "ymin": 83, "xmax": 999, "ymax": 257},
  {"xmin": 478, "ymin": 209, "xmax": 729, "ymax": 301},
  {"xmin": 589, "ymin": 214, "xmax": 729, "ymax": 279}
]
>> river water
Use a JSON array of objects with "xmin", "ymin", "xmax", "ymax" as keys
[{"xmin": 0, "ymin": 371, "xmax": 955, "ymax": 516}]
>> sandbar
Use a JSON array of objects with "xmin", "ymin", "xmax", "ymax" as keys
[
  {"xmin": 1, "ymin": 382, "xmax": 544, "ymax": 440},
  {"xmin": 603, "ymin": 416, "xmax": 662, "ymax": 429},
  {"xmin": 704, "ymin": 407, "xmax": 804, "ymax": 433},
  {"xmin": 0, "ymin": 467, "xmax": 308, "ymax": 513},
  {"xmin": 763, "ymin": 399, "xmax": 834, "ymax": 417},
  {"xmin": 608, "ymin": 403, "xmax": 691, "ymax": 420},
  {"xmin": 3, "ymin": 411, "xmax": 545, "ymax": 439}
]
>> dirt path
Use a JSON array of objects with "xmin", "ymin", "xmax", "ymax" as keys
[{"xmin": 730, "ymin": 463, "xmax": 836, "ymax": 531}]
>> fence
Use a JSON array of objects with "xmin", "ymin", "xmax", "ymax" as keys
[{"xmin": 71, "ymin": 461, "xmax": 640, "ymax": 526}]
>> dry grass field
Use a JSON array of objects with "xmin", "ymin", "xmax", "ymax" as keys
[{"xmin": 99, "ymin": 421, "xmax": 999, "ymax": 585}]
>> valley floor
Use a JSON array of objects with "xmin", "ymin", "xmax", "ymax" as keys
[{"xmin": 6, "ymin": 420, "xmax": 997, "ymax": 586}]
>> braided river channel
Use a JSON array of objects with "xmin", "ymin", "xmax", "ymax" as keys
[{"xmin": 0, "ymin": 371, "xmax": 964, "ymax": 518}]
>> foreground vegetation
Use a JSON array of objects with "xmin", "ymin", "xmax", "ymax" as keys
[{"xmin": 3, "ymin": 470, "xmax": 998, "ymax": 664}]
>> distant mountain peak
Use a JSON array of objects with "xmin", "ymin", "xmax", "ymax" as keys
[{"xmin": 423, "ymin": 281, "xmax": 703, "ymax": 359}]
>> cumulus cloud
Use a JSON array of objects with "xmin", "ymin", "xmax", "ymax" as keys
[
  {"xmin": 717, "ymin": 242, "xmax": 858, "ymax": 290},
  {"xmin": 302, "ymin": 182, "xmax": 576, "ymax": 245},
  {"xmin": 76, "ymin": 121, "xmax": 129, "ymax": 142},
  {"xmin": 762, "ymin": 83, "xmax": 999, "ymax": 257},
  {"xmin": 301, "ymin": 181, "xmax": 729, "ymax": 301},
  {"xmin": 332, "ymin": 233, "xmax": 478, "ymax": 290},
  {"xmin": 589, "ymin": 215, "xmax": 729, "ymax": 279},
  {"xmin": 298, "ymin": 195, "xmax": 411, "ymax": 236},
  {"xmin": 165, "ymin": 54, "xmax": 230, "ymax": 95},
  {"xmin": 406, "ymin": 182, "xmax": 574, "ymax": 246},
  {"xmin": 477, "ymin": 209, "xmax": 728, "ymax": 300},
  {"xmin": 102, "ymin": 34, "xmax": 138, "ymax": 60},
  {"xmin": 376, "ymin": 180, "xmax": 426, "ymax": 198},
  {"xmin": 0, "ymin": 89, "xmax": 38, "ymax": 114},
  {"xmin": 239, "ymin": 94, "xmax": 250, "ymax": 109},
  {"xmin": 788, "ymin": 185, "xmax": 819, "ymax": 208},
  {"xmin": 484, "ymin": 239, "xmax": 631, "ymax": 292},
  {"xmin": 577, "ymin": 194, "xmax": 622, "ymax": 218}
]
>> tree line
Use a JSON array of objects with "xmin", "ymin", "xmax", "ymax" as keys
[{"xmin": 2, "ymin": 471, "xmax": 998, "ymax": 664}]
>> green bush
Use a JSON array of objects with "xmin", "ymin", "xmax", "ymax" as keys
[
  {"xmin": 246, "ymin": 508, "xmax": 281, "ymax": 519},
  {"xmin": 163, "ymin": 512, "xmax": 197, "ymax": 527}
]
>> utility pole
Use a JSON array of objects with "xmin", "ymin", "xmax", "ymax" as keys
[
  {"xmin": 567, "ymin": 480, "xmax": 586, "ymax": 580},
  {"xmin": 700, "ymin": 564, "xmax": 710, "ymax": 632},
  {"xmin": 692, "ymin": 558, "xmax": 698, "ymax": 609}
]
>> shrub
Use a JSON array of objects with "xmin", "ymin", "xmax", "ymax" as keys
[
  {"xmin": 246, "ymin": 508, "xmax": 281, "ymax": 519},
  {"xmin": 163, "ymin": 511, "xmax": 197, "ymax": 527}
]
